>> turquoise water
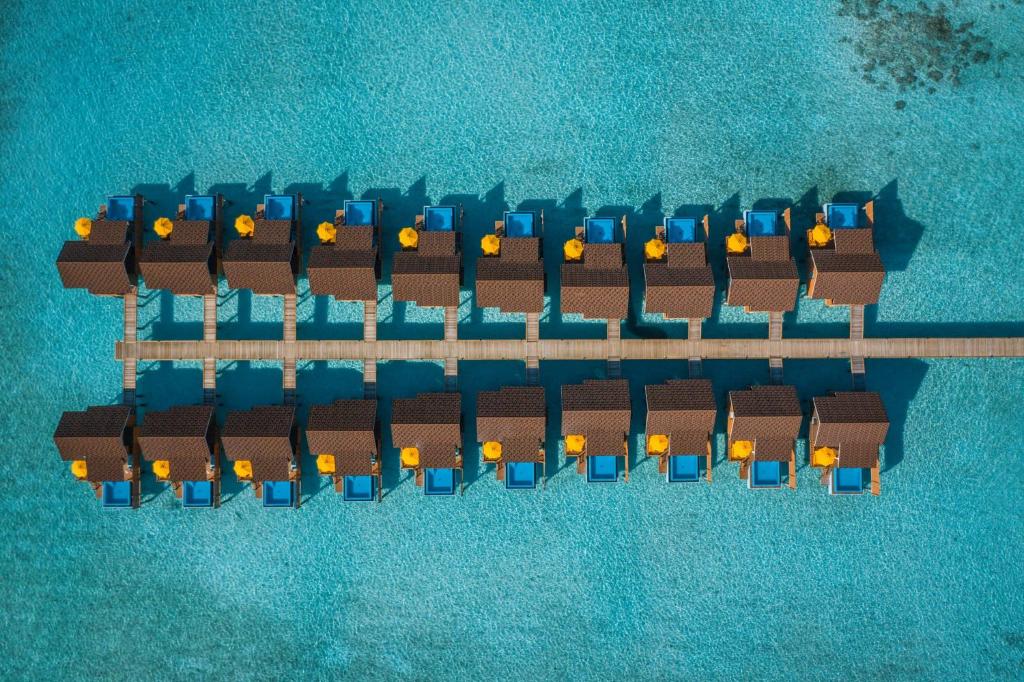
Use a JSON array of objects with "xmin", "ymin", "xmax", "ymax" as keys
[{"xmin": 3, "ymin": 0, "xmax": 1024, "ymax": 678}]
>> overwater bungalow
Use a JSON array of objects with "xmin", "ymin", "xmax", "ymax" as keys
[
  {"xmin": 476, "ymin": 210, "xmax": 545, "ymax": 314},
  {"xmin": 222, "ymin": 194, "xmax": 301, "ymax": 295},
  {"xmin": 561, "ymin": 379, "xmax": 631, "ymax": 483},
  {"xmin": 561, "ymin": 216, "xmax": 629, "ymax": 321},
  {"xmin": 476, "ymin": 386, "xmax": 546, "ymax": 489},
  {"xmin": 392, "ymin": 205, "xmax": 462, "ymax": 309},
  {"xmin": 307, "ymin": 199, "xmax": 381, "ymax": 302},
  {"xmin": 220, "ymin": 405, "xmax": 300, "ymax": 508},
  {"xmin": 643, "ymin": 216, "xmax": 716, "ymax": 321},
  {"xmin": 306, "ymin": 399, "xmax": 381, "ymax": 502},
  {"xmin": 645, "ymin": 379, "xmax": 716, "ymax": 483},
  {"xmin": 391, "ymin": 392, "xmax": 463, "ymax": 496},
  {"xmin": 810, "ymin": 391, "xmax": 889, "ymax": 495},
  {"xmin": 53, "ymin": 405, "xmax": 139, "ymax": 508},
  {"xmin": 806, "ymin": 201, "xmax": 885, "ymax": 306},
  {"xmin": 138, "ymin": 195, "xmax": 223, "ymax": 295},
  {"xmin": 57, "ymin": 194, "xmax": 143, "ymax": 296},
  {"xmin": 138, "ymin": 405, "xmax": 218, "ymax": 507},
  {"xmin": 725, "ymin": 208, "xmax": 799, "ymax": 314},
  {"xmin": 727, "ymin": 385, "xmax": 802, "ymax": 489}
]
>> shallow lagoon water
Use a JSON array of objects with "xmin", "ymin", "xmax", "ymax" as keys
[{"xmin": 2, "ymin": 0, "xmax": 1024, "ymax": 679}]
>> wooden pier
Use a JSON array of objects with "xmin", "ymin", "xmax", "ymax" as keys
[
  {"xmin": 122, "ymin": 290, "xmax": 137, "ymax": 403},
  {"xmin": 202, "ymin": 293, "xmax": 217, "ymax": 404},
  {"xmin": 117, "ymin": 336, "xmax": 1024, "ymax": 363}
]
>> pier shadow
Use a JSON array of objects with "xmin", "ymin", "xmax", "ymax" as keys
[
  {"xmin": 375, "ymin": 361, "xmax": 446, "ymax": 498},
  {"xmin": 866, "ymin": 359, "xmax": 928, "ymax": 472},
  {"xmin": 457, "ymin": 361, "xmax": 528, "ymax": 489},
  {"xmin": 143, "ymin": 290, "xmax": 202, "ymax": 340},
  {"xmin": 135, "ymin": 360, "xmax": 205, "ymax": 411},
  {"xmin": 872, "ymin": 179, "xmax": 923, "ymax": 274}
]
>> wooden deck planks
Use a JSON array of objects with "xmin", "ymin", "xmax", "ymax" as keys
[{"xmin": 116, "ymin": 336, "xmax": 1024, "ymax": 362}]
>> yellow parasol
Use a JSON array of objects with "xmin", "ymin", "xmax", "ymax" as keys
[
  {"xmin": 482, "ymin": 441, "xmax": 502, "ymax": 461},
  {"xmin": 233, "ymin": 459, "xmax": 253, "ymax": 480},
  {"xmin": 563, "ymin": 238, "xmax": 584, "ymax": 262},
  {"xmin": 644, "ymin": 238, "xmax": 666, "ymax": 261},
  {"xmin": 234, "ymin": 214, "xmax": 255, "ymax": 238},
  {"xmin": 730, "ymin": 440, "xmax": 753, "ymax": 460},
  {"xmin": 316, "ymin": 454, "xmax": 336, "ymax": 475},
  {"xmin": 317, "ymin": 221, "xmax": 337, "ymax": 244},
  {"xmin": 154, "ymin": 217, "xmax": 173, "ymax": 239},
  {"xmin": 565, "ymin": 434, "xmax": 586, "ymax": 454},
  {"xmin": 481, "ymin": 234, "xmax": 500, "ymax": 256},
  {"xmin": 647, "ymin": 434, "xmax": 669, "ymax": 455},
  {"xmin": 70, "ymin": 459, "xmax": 88, "ymax": 479},
  {"xmin": 726, "ymin": 232, "xmax": 748, "ymax": 254},
  {"xmin": 400, "ymin": 447, "xmax": 420, "ymax": 468},
  {"xmin": 812, "ymin": 446, "xmax": 837, "ymax": 468},
  {"xmin": 152, "ymin": 460, "xmax": 171, "ymax": 480},
  {"xmin": 808, "ymin": 223, "xmax": 832, "ymax": 247},
  {"xmin": 399, "ymin": 227, "xmax": 419, "ymax": 250},
  {"xmin": 74, "ymin": 217, "xmax": 92, "ymax": 239}
]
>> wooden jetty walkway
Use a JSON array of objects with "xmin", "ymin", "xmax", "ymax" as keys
[
  {"xmin": 117, "ymin": 336, "xmax": 1024, "ymax": 363},
  {"xmin": 119, "ymin": 290, "xmax": 1024, "ymax": 401}
]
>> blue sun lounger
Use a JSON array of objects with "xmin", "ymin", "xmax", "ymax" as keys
[
  {"xmin": 668, "ymin": 454, "xmax": 701, "ymax": 482},
  {"xmin": 106, "ymin": 196, "xmax": 137, "ymax": 222},
  {"xmin": 263, "ymin": 194, "xmax": 296, "ymax": 221},
  {"xmin": 184, "ymin": 195, "xmax": 216, "ymax": 221},
  {"xmin": 665, "ymin": 217, "xmax": 697, "ymax": 244},
  {"xmin": 343, "ymin": 199, "xmax": 377, "ymax": 227},
  {"xmin": 831, "ymin": 467, "xmax": 867, "ymax": 494},
  {"xmin": 503, "ymin": 211, "xmax": 536, "ymax": 238},
  {"xmin": 424, "ymin": 467, "xmax": 457, "ymax": 495},
  {"xmin": 823, "ymin": 203, "xmax": 860, "ymax": 229},
  {"xmin": 587, "ymin": 454, "xmax": 619, "ymax": 482},
  {"xmin": 423, "ymin": 206, "xmax": 456, "ymax": 232},
  {"xmin": 262, "ymin": 480, "xmax": 296, "ymax": 508},
  {"xmin": 182, "ymin": 480, "xmax": 213, "ymax": 508},
  {"xmin": 101, "ymin": 480, "xmax": 133, "ymax": 508},
  {"xmin": 585, "ymin": 217, "xmax": 616, "ymax": 244},
  {"xmin": 343, "ymin": 475, "xmax": 376, "ymax": 501},
  {"xmin": 749, "ymin": 460, "xmax": 782, "ymax": 488},
  {"xmin": 743, "ymin": 210, "xmax": 779, "ymax": 237},
  {"xmin": 505, "ymin": 461, "xmax": 537, "ymax": 490}
]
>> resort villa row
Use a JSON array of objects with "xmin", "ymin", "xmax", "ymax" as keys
[
  {"xmin": 57, "ymin": 192, "xmax": 885, "ymax": 328},
  {"xmin": 55, "ymin": 379, "xmax": 890, "ymax": 508}
]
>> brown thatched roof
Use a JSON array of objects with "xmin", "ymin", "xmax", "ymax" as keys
[
  {"xmin": 728, "ymin": 385, "xmax": 802, "ymax": 453},
  {"xmin": 811, "ymin": 392, "xmax": 889, "ymax": 467},
  {"xmin": 391, "ymin": 392, "xmax": 461, "ymax": 467},
  {"xmin": 392, "ymin": 251, "xmax": 461, "ymax": 307},
  {"xmin": 138, "ymin": 405, "xmax": 215, "ymax": 481},
  {"xmin": 307, "ymin": 247, "xmax": 378, "ymax": 301},
  {"xmin": 53, "ymin": 406, "xmax": 133, "ymax": 482},
  {"xmin": 139, "ymin": 242, "xmax": 215, "ymax": 295},
  {"xmin": 476, "ymin": 386, "xmax": 545, "ymax": 461},
  {"xmin": 221, "ymin": 406, "xmax": 295, "ymax": 480},
  {"xmin": 222, "ymin": 241, "xmax": 297, "ymax": 294},
  {"xmin": 306, "ymin": 400, "xmax": 378, "ymax": 476},
  {"xmin": 476, "ymin": 238, "xmax": 544, "ymax": 313},
  {"xmin": 561, "ymin": 379, "xmax": 630, "ymax": 455},
  {"xmin": 645, "ymin": 379, "xmax": 716, "ymax": 454},
  {"xmin": 57, "ymin": 241, "xmax": 133, "ymax": 295}
]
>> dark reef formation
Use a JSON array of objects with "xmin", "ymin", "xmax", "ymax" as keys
[{"xmin": 836, "ymin": 0, "xmax": 1012, "ymax": 106}]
